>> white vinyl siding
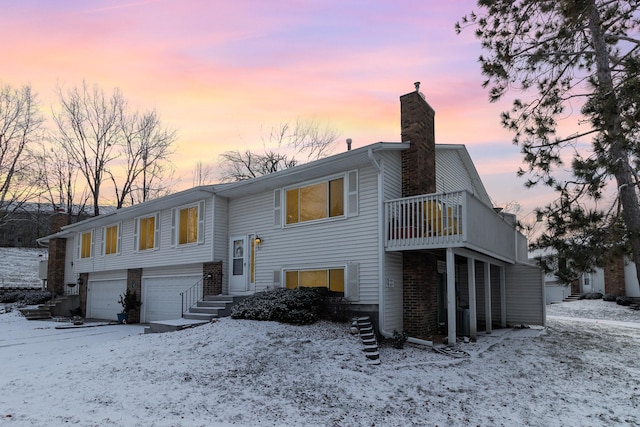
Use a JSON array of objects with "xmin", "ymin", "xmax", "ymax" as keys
[
  {"xmin": 71, "ymin": 198, "xmax": 215, "ymax": 274},
  {"xmin": 380, "ymin": 151, "xmax": 404, "ymax": 332},
  {"xmin": 505, "ymin": 263, "xmax": 546, "ymax": 326},
  {"xmin": 435, "ymin": 149, "xmax": 492, "ymax": 207},
  {"xmin": 230, "ymin": 164, "xmax": 379, "ymax": 304}
]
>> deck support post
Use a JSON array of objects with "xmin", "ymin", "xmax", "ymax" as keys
[
  {"xmin": 446, "ymin": 248, "xmax": 456, "ymax": 346},
  {"xmin": 468, "ymin": 257, "xmax": 477, "ymax": 341},
  {"xmin": 500, "ymin": 267, "xmax": 507, "ymax": 328},
  {"xmin": 484, "ymin": 262, "xmax": 492, "ymax": 334}
]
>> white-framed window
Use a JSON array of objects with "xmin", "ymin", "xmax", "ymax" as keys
[
  {"xmin": 76, "ymin": 230, "xmax": 94, "ymax": 260},
  {"xmin": 134, "ymin": 213, "xmax": 160, "ymax": 251},
  {"xmin": 277, "ymin": 170, "xmax": 358, "ymax": 227},
  {"xmin": 285, "ymin": 267, "xmax": 345, "ymax": 293},
  {"xmin": 102, "ymin": 223, "xmax": 121, "ymax": 256},
  {"xmin": 171, "ymin": 201, "xmax": 205, "ymax": 246}
]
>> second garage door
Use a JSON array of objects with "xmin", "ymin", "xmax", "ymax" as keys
[
  {"xmin": 142, "ymin": 276, "xmax": 202, "ymax": 322},
  {"xmin": 87, "ymin": 279, "xmax": 127, "ymax": 320}
]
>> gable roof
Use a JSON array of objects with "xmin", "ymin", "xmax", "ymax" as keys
[{"xmin": 37, "ymin": 141, "xmax": 492, "ymax": 242}]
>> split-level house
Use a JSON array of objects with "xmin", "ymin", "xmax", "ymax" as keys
[{"xmin": 38, "ymin": 88, "xmax": 545, "ymax": 344}]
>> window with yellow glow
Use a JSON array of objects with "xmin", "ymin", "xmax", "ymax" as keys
[
  {"xmin": 138, "ymin": 216, "xmax": 156, "ymax": 251},
  {"xmin": 104, "ymin": 224, "xmax": 119, "ymax": 255},
  {"xmin": 285, "ymin": 178, "xmax": 344, "ymax": 225},
  {"xmin": 80, "ymin": 231, "xmax": 92, "ymax": 259},
  {"xmin": 284, "ymin": 268, "xmax": 344, "ymax": 293},
  {"xmin": 179, "ymin": 206, "xmax": 198, "ymax": 245}
]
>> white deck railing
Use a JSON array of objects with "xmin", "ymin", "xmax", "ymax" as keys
[{"xmin": 385, "ymin": 191, "xmax": 521, "ymax": 263}]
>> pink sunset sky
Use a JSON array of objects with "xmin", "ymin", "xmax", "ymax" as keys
[{"xmin": 1, "ymin": 0, "xmax": 557, "ymax": 224}]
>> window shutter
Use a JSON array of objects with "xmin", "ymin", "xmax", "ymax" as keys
[
  {"xmin": 198, "ymin": 201, "xmax": 205, "ymax": 244},
  {"xmin": 76, "ymin": 233, "xmax": 81, "ymax": 260},
  {"xmin": 116, "ymin": 223, "xmax": 122, "ymax": 255},
  {"xmin": 346, "ymin": 262, "xmax": 359, "ymax": 301},
  {"xmin": 154, "ymin": 213, "xmax": 160, "ymax": 250},
  {"xmin": 133, "ymin": 218, "xmax": 139, "ymax": 253},
  {"xmin": 170, "ymin": 209, "xmax": 177, "ymax": 247},
  {"xmin": 273, "ymin": 189, "xmax": 281, "ymax": 227},
  {"xmin": 347, "ymin": 170, "xmax": 358, "ymax": 217},
  {"xmin": 100, "ymin": 227, "xmax": 106, "ymax": 257},
  {"xmin": 273, "ymin": 270, "xmax": 281, "ymax": 287}
]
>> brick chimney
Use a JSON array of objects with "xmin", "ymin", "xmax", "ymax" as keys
[
  {"xmin": 400, "ymin": 83, "xmax": 436, "ymax": 197},
  {"xmin": 400, "ymin": 83, "xmax": 439, "ymax": 340},
  {"xmin": 47, "ymin": 210, "xmax": 70, "ymax": 295}
]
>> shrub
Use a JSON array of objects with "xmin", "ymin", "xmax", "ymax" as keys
[
  {"xmin": 617, "ymin": 296, "xmax": 632, "ymax": 306},
  {"xmin": 584, "ymin": 292, "xmax": 603, "ymax": 300},
  {"xmin": 0, "ymin": 291, "xmax": 52, "ymax": 305},
  {"xmin": 603, "ymin": 293, "xmax": 618, "ymax": 302},
  {"xmin": 231, "ymin": 288, "xmax": 349, "ymax": 325},
  {"xmin": 391, "ymin": 329, "xmax": 408, "ymax": 349}
]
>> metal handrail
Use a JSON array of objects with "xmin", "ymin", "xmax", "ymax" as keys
[{"xmin": 180, "ymin": 279, "xmax": 203, "ymax": 318}]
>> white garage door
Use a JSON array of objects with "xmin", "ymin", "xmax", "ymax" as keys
[
  {"xmin": 142, "ymin": 276, "xmax": 201, "ymax": 322},
  {"xmin": 87, "ymin": 279, "xmax": 127, "ymax": 320}
]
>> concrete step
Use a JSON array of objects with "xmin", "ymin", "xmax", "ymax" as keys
[
  {"xmin": 183, "ymin": 312, "xmax": 218, "ymax": 321},
  {"xmin": 19, "ymin": 308, "xmax": 52, "ymax": 320},
  {"xmin": 563, "ymin": 294, "xmax": 581, "ymax": 302},
  {"xmin": 144, "ymin": 318, "xmax": 209, "ymax": 334}
]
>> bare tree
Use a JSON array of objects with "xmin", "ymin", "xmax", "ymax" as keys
[
  {"xmin": 192, "ymin": 160, "xmax": 215, "ymax": 187},
  {"xmin": 0, "ymin": 83, "xmax": 44, "ymax": 229},
  {"xmin": 218, "ymin": 118, "xmax": 340, "ymax": 182},
  {"xmin": 51, "ymin": 81, "xmax": 176, "ymax": 214},
  {"xmin": 109, "ymin": 109, "xmax": 176, "ymax": 208},
  {"xmin": 35, "ymin": 140, "xmax": 90, "ymax": 217},
  {"xmin": 51, "ymin": 81, "xmax": 122, "ymax": 216}
]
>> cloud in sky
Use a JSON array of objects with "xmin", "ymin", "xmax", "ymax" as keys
[{"xmin": 0, "ymin": 0, "xmax": 557, "ymax": 216}]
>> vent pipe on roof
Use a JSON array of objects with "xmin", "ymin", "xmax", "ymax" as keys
[{"xmin": 346, "ymin": 138, "xmax": 352, "ymax": 151}]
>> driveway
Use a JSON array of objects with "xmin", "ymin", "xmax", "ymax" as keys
[{"xmin": 0, "ymin": 312, "xmax": 146, "ymax": 381}]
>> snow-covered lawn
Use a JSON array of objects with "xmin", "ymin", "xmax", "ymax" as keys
[{"xmin": 1, "ymin": 299, "xmax": 639, "ymax": 426}]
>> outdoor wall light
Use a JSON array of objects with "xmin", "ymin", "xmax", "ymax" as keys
[{"xmin": 255, "ymin": 235, "xmax": 263, "ymax": 246}]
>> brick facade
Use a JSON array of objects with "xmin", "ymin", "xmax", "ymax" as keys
[
  {"xmin": 46, "ymin": 213, "xmax": 70, "ymax": 295},
  {"xmin": 78, "ymin": 272, "xmax": 88, "ymax": 316},
  {"xmin": 604, "ymin": 255, "xmax": 626, "ymax": 296},
  {"xmin": 126, "ymin": 268, "xmax": 143, "ymax": 323},
  {"xmin": 402, "ymin": 251, "xmax": 439, "ymax": 339},
  {"xmin": 203, "ymin": 261, "xmax": 223, "ymax": 296},
  {"xmin": 400, "ymin": 89, "xmax": 436, "ymax": 198},
  {"xmin": 399, "ymin": 88, "xmax": 439, "ymax": 339}
]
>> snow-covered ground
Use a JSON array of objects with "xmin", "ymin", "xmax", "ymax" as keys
[
  {"xmin": 1, "ymin": 299, "xmax": 639, "ymax": 426},
  {"xmin": 0, "ymin": 247, "xmax": 47, "ymax": 288}
]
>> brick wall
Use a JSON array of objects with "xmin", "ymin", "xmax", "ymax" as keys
[
  {"xmin": 79, "ymin": 273, "xmax": 88, "ymax": 316},
  {"xmin": 203, "ymin": 261, "xmax": 223, "ymax": 296},
  {"xmin": 400, "ymin": 89, "xmax": 436, "ymax": 197},
  {"xmin": 399, "ymin": 88, "xmax": 439, "ymax": 338},
  {"xmin": 46, "ymin": 238, "xmax": 66, "ymax": 295},
  {"xmin": 402, "ymin": 252, "xmax": 439, "ymax": 339},
  {"xmin": 46, "ymin": 213, "xmax": 70, "ymax": 295},
  {"xmin": 604, "ymin": 255, "xmax": 626, "ymax": 296},
  {"xmin": 126, "ymin": 269, "xmax": 143, "ymax": 323}
]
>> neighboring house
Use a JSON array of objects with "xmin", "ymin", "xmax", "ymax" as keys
[
  {"xmin": 37, "ymin": 88, "xmax": 545, "ymax": 344},
  {"xmin": 0, "ymin": 203, "xmax": 92, "ymax": 248},
  {"xmin": 531, "ymin": 248, "xmax": 640, "ymax": 304}
]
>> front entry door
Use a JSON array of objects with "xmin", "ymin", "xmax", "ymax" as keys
[{"xmin": 229, "ymin": 236, "xmax": 247, "ymax": 293}]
